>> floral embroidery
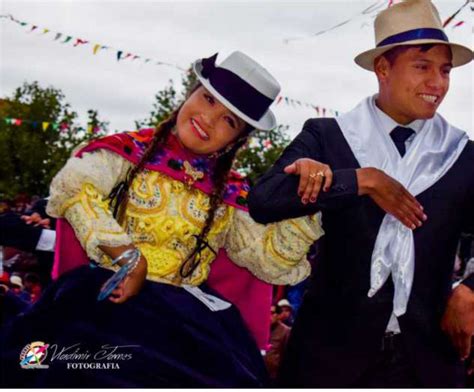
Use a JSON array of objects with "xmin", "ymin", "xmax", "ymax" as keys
[{"xmin": 78, "ymin": 129, "xmax": 250, "ymax": 210}]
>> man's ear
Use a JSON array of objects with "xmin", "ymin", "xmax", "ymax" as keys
[{"xmin": 374, "ymin": 55, "xmax": 390, "ymax": 81}]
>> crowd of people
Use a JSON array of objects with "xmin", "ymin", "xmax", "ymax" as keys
[
  {"xmin": 1, "ymin": 0, "xmax": 473, "ymax": 388},
  {"xmin": 0, "ymin": 195, "xmax": 57, "ymax": 322}
]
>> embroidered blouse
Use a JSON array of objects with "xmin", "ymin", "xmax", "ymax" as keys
[{"xmin": 47, "ymin": 131, "xmax": 324, "ymax": 287}]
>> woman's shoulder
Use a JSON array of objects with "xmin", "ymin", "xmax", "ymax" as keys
[{"xmin": 74, "ymin": 128, "xmax": 156, "ymax": 162}]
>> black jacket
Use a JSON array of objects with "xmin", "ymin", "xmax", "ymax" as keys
[{"xmin": 248, "ymin": 118, "xmax": 474, "ymax": 387}]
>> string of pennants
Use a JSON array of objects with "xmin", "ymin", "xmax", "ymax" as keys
[
  {"xmin": 284, "ymin": 0, "xmax": 386, "ymax": 43},
  {"xmin": 276, "ymin": 96, "xmax": 339, "ymax": 117},
  {"xmin": 442, "ymin": 0, "xmax": 470, "ymax": 28},
  {"xmin": 0, "ymin": 13, "xmax": 339, "ymax": 114},
  {"xmin": 1, "ymin": 93, "xmax": 339, "ymax": 138},
  {"xmin": 0, "ymin": 14, "xmax": 186, "ymax": 71},
  {"xmin": 284, "ymin": 0, "xmax": 470, "ymax": 43},
  {"xmin": 2, "ymin": 117, "xmax": 103, "ymax": 134}
]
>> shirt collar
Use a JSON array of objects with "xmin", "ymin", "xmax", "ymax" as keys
[{"xmin": 372, "ymin": 95, "xmax": 425, "ymax": 135}]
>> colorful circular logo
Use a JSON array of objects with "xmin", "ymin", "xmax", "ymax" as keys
[{"xmin": 19, "ymin": 341, "xmax": 49, "ymax": 369}]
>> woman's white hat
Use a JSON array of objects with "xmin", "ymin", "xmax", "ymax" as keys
[
  {"xmin": 355, "ymin": 0, "xmax": 473, "ymax": 71},
  {"xmin": 193, "ymin": 51, "xmax": 281, "ymax": 131}
]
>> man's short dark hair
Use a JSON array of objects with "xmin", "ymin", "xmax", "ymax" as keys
[{"xmin": 378, "ymin": 44, "xmax": 451, "ymax": 66}]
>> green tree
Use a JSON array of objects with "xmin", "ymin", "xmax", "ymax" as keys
[
  {"xmin": 0, "ymin": 81, "xmax": 108, "ymax": 199},
  {"xmin": 234, "ymin": 125, "xmax": 290, "ymax": 184}
]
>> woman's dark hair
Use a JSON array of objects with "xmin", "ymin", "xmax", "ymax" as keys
[{"xmin": 108, "ymin": 82, "xmax": 253, "ymax": 278}]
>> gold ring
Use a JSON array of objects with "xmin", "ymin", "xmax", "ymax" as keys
[
  {"xmin": 316, "ymin": 171, "xmax": 325, "ymax": 178},
  {"xmin": 309, "ymin": 173, "xmax": 317, "ymax": 180}
]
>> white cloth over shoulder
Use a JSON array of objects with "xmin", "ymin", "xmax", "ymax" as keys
[{"xmin": 336, "ymin": 96, "xmax": 468, "ymax": 316}]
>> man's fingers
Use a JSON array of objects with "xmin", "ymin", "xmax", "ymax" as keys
[
  {"xmin": 401, "ymin": 190, "xmax": 426, "ymax": 221},
  {"xmin": 391, "ymin": 208, "xmax": 416, "ymax": 230},
  {"xmin": 398, "ymin": 203, "xmax": 422, "ymax": 229},
  {"xmin": 39, "ymin": 219, "xmax": 51, "ymax": 229}
]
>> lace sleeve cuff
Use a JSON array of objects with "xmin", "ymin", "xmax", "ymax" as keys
[
  {"xmin": 62, "ymin": 182, "xmax": 132, "ymax": 263},
  {"xmin": 225, "ymin": 209, "xmax": 324, "ymax": 285}
]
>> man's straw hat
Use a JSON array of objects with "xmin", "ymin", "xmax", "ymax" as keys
[{"xmin": 355, "ymin": 0, "xmax": 473, "ymax": 71}]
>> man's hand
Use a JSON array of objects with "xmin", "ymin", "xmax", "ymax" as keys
[
  {"xmin": 284, "ymin": 158, "xmax": 333, "ymax": 205},
  {"xmin": 107, "ymin": 256, "xmax": 148, "ymax": 304},
  {"xmin": 441, "ymin": 284, "xmax": 474, "ymax": 361},
  {"xmin": 356, "ymin": 167, "xmax": 426, "ymax": 229},
  {"xmin": 21, "ymin": 212, "xmax": 51, "ymax": 229}
]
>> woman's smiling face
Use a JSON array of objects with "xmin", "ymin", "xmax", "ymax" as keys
[{"xmin": 175, "ymin": 86, "xmax": 247, "ymax": 155}]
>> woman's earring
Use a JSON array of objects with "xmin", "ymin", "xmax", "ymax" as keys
[{"xmin": 171, "ymin": 126, "xmax": 178, "ymax": 135}]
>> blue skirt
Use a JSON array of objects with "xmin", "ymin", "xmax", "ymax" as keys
[{"xmin": 1, "ymin": 265, "xmax": 269, "ymax": 387}]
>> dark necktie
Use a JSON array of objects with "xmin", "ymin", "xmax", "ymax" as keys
[{"xmin": 390, "ymin": 126, "xmax": 415, "ymax": 157}]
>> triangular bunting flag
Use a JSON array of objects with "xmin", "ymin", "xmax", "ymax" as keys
[
  {"xmin": 74, "ymin": 38, "xmax": 89, "ymax": 47},
  {"xmin": 42, "ymin": 122, "xmax": 49, "ymax": 131}
]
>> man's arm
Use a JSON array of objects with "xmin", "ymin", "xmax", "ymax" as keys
[
  {"xmin": 249, "ymin": 119, "xmax": 426, "ymax": 229},
  {"xmin": 248, "ymin": 119, "xmax": 359, "ymax": 224},
  {"xmin": 461, "ymin": 206, "xmax": 474, "ymax": 289},
  {"xmin": 441, "ymin": 177, "xmax": 474, "ymax": 361}
]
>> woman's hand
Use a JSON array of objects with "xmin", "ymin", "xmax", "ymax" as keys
[
  {"xmin": 284, "ymin": 158, "xmax": 333, "ymax": 204},
  {"xmin": 107, "ymin": 256, "xmax": 148, "ymax": 304}
]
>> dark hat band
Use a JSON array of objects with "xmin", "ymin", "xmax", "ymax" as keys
[
  {"xmin": 377, "ymin": 28, "xmax": 449, "ymax": 47},
  {"xmin": 200, "ymin": 55, "xmax": 273, "ymax": 122}
]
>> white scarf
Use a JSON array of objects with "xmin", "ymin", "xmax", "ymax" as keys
[{"xmin": 335, "ymin": 96, "xmax": 468, "ymax": 316}]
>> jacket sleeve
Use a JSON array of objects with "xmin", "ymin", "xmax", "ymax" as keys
[
  {"xmin": 46, "ymin": 149, "xmax": 133, "ymax": 263},
  {"xmin": 248, "ymin": 119, "xmax": 359, "ymax": 224},
  {"xmin": 223, "ymin": 208, "xmax": 324, "ymax": 285},
  {"xmin": 461, "ymin": 172, "xmax": 474, "ymax": 290}
]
